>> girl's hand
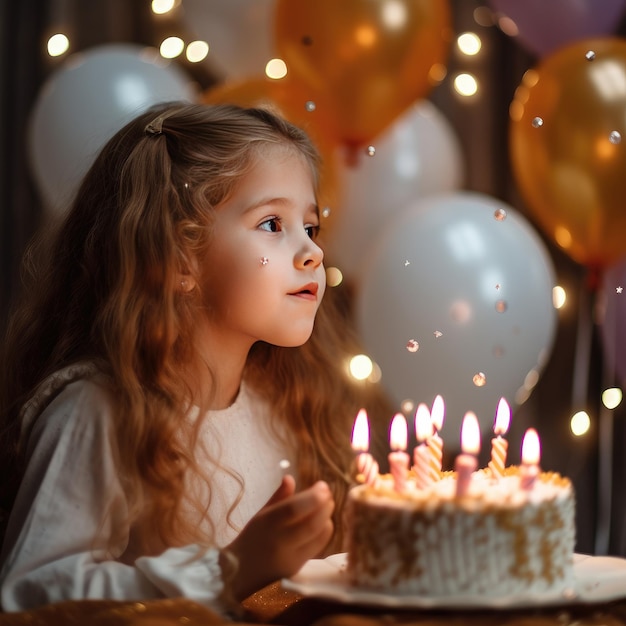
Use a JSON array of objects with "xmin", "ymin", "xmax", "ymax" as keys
[{"xmin": 224, "ymin": 475, "xmax": 334, "ymax": 600}]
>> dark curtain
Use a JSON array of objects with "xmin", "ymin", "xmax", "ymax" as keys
[{"xmin": 0, "ymin": 0, "xmax": 48, "ymax": 321}]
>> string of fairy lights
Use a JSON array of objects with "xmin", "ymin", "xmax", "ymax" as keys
[{"xmin": 38, "ymin": 0, "xmax": 623, "ymax": 439}]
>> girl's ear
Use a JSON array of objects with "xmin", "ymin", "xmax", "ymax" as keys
[{"xmin": 178, "ymin": 253, "xmax": 199, "ymax": 293}]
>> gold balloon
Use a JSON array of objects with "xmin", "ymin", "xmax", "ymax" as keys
[
  {"xmin": 510, "ymin": 37, "xmax": 626, "ymax": 269},
  {"xmin": 274, "ymin": 0, "xmax": 452, "ymax": 150}
]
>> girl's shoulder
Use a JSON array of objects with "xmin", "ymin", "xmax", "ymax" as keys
[{"xmin": 20, "ymin": 361, "xmax": 112, "ymax": 437}]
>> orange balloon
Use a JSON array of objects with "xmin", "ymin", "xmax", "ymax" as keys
[
  {"xmin": 510, "ymin": 37, "xmax": 626, "ymax": 269},
  {"xmin": 274, "ymin": 0, "xmax": 452, "ymax": 150},
  {"xmin": 203, "ymin": 78, "xmax": 342, "ymax": 236}
]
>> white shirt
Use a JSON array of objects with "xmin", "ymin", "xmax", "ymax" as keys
[{"xmin": 0, "ymin": 364, "xmax": 295, "ymax": 614}]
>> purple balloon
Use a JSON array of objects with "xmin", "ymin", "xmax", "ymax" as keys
[
  {"xmin": 601, "ymin": 258, "xmax": 626, "ymax": 385},
  {"xmin": 488, "ymin": 0, "xmax": 626, "ymax": 57}
]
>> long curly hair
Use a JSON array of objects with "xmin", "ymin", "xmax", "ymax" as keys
[{"xmin": 0, "ymin": 102, "xmax": 390, "ymax": 554}]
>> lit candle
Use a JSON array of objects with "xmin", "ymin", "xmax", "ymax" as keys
[
  {"xmin": 351, "ymin": 408, "xmax": 379, "ymax": 486},
  {"xmin": 428, "ymin": 394, "xmax": 445, "ymax": 476},
  {"xmin": 488, "ymin": 398, "xmax": 511, "ymax": 479},
  {"xmin": 388, "ymin": 413, "xmax": 410, "ymax": 493},
  {"xmin": 520, "ymin": 428, "xmax": 541, "ymax": 491},
  {"xmin": 455, "ymin": 411, "xmax": 480, "ymax": 498},
  {"xmin": 413, "ymin": 403, "xmax": 437, "ymax": 489}
]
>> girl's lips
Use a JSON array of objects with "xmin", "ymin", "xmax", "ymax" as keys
[{"xmin": 289, "ymin": 282, "xmax": 319, "ymax": 299}]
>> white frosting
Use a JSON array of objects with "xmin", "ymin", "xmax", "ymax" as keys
[{"xmin": 346, "ymin": 468, "xmax": 576, "ymax": 597}]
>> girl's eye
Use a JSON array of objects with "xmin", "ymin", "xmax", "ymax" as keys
[
  {"xmin": 305, "ymin": 224, "xmax": 320, "ymax": 240},
  {"xmin": 259, "ymin": 217, "xmax": 282, "ymax": 233}
]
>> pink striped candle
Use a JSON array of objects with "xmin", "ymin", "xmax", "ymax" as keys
[
  {"xmin": 488, "ymin": 398, "xmax": 511, "ymax": 479},
  {"xmin": 427, "ymin": 395, "xmax": 445, "ymax": 476}
]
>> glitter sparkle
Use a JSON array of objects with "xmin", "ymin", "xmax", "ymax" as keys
[
  {"xmin": 473, "ymin": 372, "xmax": 487, "ymax": 387},
  {"xmin": 494, "ymin": 208, "xmax": 507, "ymax": 221}
]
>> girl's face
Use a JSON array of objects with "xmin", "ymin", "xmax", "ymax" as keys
[{"xmin": 199, "ymin": 145, "xmax": 326, "ymax": 352}]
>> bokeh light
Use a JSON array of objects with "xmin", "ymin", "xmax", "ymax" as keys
[
  {"xmin": 453, "ymin": 73, "xmax": 479, "ymax": 97},
  {"xmin": 570, "ymin": 411, "xmax": 591, "ymax": 436},
  {"xmin": 349, "ymin": 354, "xmax": 373, "ymax": 381},
  {"xmin": 552, "ymin": 285, "xmax": 566, "ymax": 309},
  {"xmin": 473, "ymin": 6, "xmax": 495, "ymax": 27},
  {"xmin": 47, "ymin": 33, "xmax": 70, "ymax": 57},
  {"xmin": 186, "ymin": 40, "xmax": 209, "ymax": 63},
  {"xmin": 457, "ymin": 32, "xmax": 481, "ymax": 56},
  {"xmin": 265, "ymin": 58, "xmax": 287, "ymax": 79},
  {"xmin": 326, "ymin": 266, "xmax": 343, "ymax": 288},
  {"xmin": 602, "ymin": 388, "xmax": 623, "ymax": 410},
  {"xmin": 152, "ymin": 0, "xmax": 176, "ymax": 14},
  {"xmin": 160, "ymin": 36, "xmax": 184, "ymax": 59}
]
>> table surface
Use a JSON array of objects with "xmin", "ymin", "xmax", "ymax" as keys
[
  {"xmin": 2, "ymin": 583, "xmax": 626, "ymax": 626},
  {"xmin": 244, "ymin": 582, "xmax": 626, "ymax": 625}
]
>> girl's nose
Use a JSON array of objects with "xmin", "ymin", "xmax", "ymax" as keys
[{"xmin": 295, "ymin": 237, "xmax": 324, "ymax": 269}]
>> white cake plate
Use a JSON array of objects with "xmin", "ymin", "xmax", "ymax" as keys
[{"xmin": 282, "ymin": 553, "xmax": 626, "ymax": 609}]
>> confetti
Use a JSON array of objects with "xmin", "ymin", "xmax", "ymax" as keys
[
  {"xmin": 473, "ymin": 372, "xmax": 487, "ymax": 387},
  {"xmin": 495, "ymin": 284, "xmax": 501, "ymax": 290},
  {"xmin": 495, "ymin": 300, "xmax": 508, "ymax": 313},
  {"xmin": 406, "ymin": 339, "xmax": 419, "ymax": 353},
  {"xmin": 494, "ymin": 208, "xmax": 507, "ymax": 221},
  {"xmin": 531, "ymin": 117, "xmax": 544, "ymax": 128},
  {"xmin": 366, "ymin": 145, "xmax": 376, "ymax": 157},
  {"xmin": 305, "ymin": 100, "xmax": 316, "ymax": 112},
  {"xmin": 585, "ymin": 50, "xmax": 596, "ymax": 61},
  {"xmin": 404, "ymin": 260, "xmax": 411, "ymax": 267},
  {"xmin": 609, "ymin": 130, "xmax": 622, "ymax": 144},
  {"xmin": 321, "ymin": 206, "xmax": 331, "ymax": 218},
  {"xmin": 279, "ymin": 459, "xmax": 291, "ymax": 470},
  {"xmin": 433, "ymin": 330, "xmax": 443, "ymax": 338},
  {"xmin": 618, "ymin": 286, "xmax": 624, "ymax": 294}
]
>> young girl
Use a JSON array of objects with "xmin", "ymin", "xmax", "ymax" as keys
[{"xmin": 0, "ymin": 102, "xmax": 388, "ymax": 616}]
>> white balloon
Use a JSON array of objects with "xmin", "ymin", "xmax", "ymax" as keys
[
  {"xmin": 28, "ymin": 44, "xmax": 197, "ymax": 215},
  {"xmin": 326, "ymin": 100, "xmax": 464, "ymax": 280},
  {"xmin": 355, "ymin": 191, "xmax": 557, "ymax": 437},
  {"xmin": 180, "ymin": 0, "xmax": 276, "ymax": 80}
]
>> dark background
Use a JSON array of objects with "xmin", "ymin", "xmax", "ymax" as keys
[{"xmin": 1, "ymin": 0, "xmax": 625, "ymax": 555}]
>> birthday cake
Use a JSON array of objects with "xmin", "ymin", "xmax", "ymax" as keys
[{"xmin": 345, "ymin": 466, "xmax": 576, "ymax": 597}]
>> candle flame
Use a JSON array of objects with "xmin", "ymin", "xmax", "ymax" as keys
[
  {"xmin": 431, "ymin": 395, "xmax": 445, "ymax": 431},
  {"xmin": 351, "ymin": 408, "xmax": 369, "ymax": 452},
  {"xmin": 494, "ymin": 397, "xmax": 511, "ymax": 436},
  {"xmin": 521, "ymin": 428, "xmax": 541, "ymax": 465},
  {"xmin": 389, "ymin": 413, "xmax": 408, "ymax": 451},
  {"xmin": 461, "ymin": 411, "xmax": 481, "ymax": 455},
  {"xmin": 414, "ymin": 403, "xmax": 432, "ymax": 442}
]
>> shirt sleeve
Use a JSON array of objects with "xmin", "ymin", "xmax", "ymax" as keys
[{"xmin": 0, "ymin": 377, "xmax": 229, "ymax": 615}]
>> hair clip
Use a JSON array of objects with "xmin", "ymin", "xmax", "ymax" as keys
[{"xmin": 144, "ymin": 116, "xmax": 165, "ymax": 137}]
